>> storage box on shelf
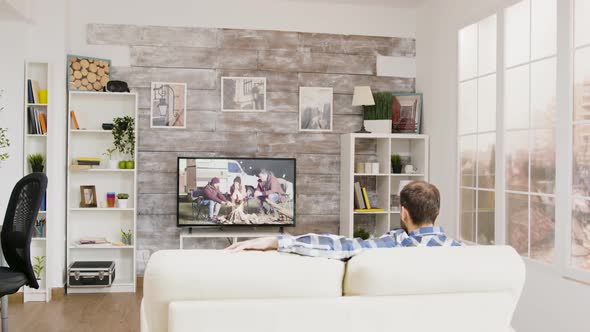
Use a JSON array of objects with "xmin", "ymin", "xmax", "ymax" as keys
[
  {"xmin": 66, "ymin": 91, "xmax": 138, "ymax": 293},
  {"xmin": 340, "ymin": 133, "xmax": 429, "ymax": 238},
  {"xmin": 23, "ymin": 61, "xmax": 50, "ymax": 303}
]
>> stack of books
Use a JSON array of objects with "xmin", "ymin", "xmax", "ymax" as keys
[
  {"xmin": 72, "ymin": 157, "xmax": 100, "ymax": 169},
  {"xmin": 27, "ymin": 107, "xmax": 47, "ymax": 135},
  {"xmin": 353, "ymin": 182, "xmax": 384, "ymax": 212}
]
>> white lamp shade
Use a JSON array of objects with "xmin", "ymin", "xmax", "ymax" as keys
[{"xmin": 352, "ymin": 86, "xmax": 375, "ymax": 106}]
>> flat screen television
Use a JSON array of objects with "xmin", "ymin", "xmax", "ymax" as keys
[{"xmin": 177, "ymin": 157, "xmax": 296, "ymax": 227}]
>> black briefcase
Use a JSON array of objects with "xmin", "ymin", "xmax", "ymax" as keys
[{"xmin": 68, "ymin": 261, "xmax": 116, "ymax": 288}]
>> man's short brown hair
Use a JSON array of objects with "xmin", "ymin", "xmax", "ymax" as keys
[{"xmin": 399, "ymin": 181, "xmax": 440, "ymax": 226}]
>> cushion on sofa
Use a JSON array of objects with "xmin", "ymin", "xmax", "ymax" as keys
[
  {"xmin": 143, "ymin": 250, "xmax": 345, "ymax": 332},
  {"xmin": 343, "ymin": 245, "xmax": 525, "ymax": 299}
]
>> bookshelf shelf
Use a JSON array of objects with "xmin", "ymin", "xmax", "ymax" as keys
[
  {"xmin": 340, "ymin": 133, "xmax": 429, "ymax": 237},
  {"xmin": 23, "ymin": 61, "xmax": 50, "ymax": 303},
  {"xmin": 66, "ymin": 91, "xmax": 138, "ymax": 294}
]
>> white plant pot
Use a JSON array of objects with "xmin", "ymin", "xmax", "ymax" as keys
[
  {"xmin": 108, "ymin": 159, "xmax": 120, "ymax": 169},
  {"xmin": 363, "ymin": 120, "xmax": 391, "ymax": 134},
  {"xmin": 118, "ymin": 199, "xmax": 129, "ymax": 209}
]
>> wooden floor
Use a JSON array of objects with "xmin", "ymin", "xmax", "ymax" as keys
[{"xmin": 7, "ymin": 290, "xmax": 142, "ymax": 332}]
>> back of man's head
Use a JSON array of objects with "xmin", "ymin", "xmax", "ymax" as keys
[{"xmin": 400, "ymin": 181, "xmax": 440, "ymax": 226}]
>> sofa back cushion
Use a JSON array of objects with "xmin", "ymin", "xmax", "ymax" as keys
[
  {"xmin": 344, "ymin": 246, "xmax": 525, "ymax": 301},
  {"xmin": 143, "ymin": 250, "xmax": 345, "ymax": 332}
]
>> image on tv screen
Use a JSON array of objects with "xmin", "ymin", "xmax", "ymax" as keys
[{"xmin": 177, "ymin": 158, "xmax": 295, "ymax": 226}]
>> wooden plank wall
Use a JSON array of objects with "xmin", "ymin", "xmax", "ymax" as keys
[{"xmin": 86, "ymin": 24, "xmax": 416, "ymax": 274}]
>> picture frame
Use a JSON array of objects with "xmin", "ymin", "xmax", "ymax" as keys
[
  {"xmin": 221, "ymin": 77, "xmax": 266, "ymax": 112},
  {"xmin": 150, "ymin": 82, "xmax": 187, "ymax": 129},
  {"xmin": 392, "ymin": 93, "xmax": 423, "ymax": 134},
  {"xmin": 299, "ymin": 87, "xmax": 333, "ymax": 132},
  {"xmin": 80, "ymin": 185, "xmax": 97, "ymax": 208},
  {"xmin": 67, "ymin": 54, "xmax": 111, "ymax": 91}
]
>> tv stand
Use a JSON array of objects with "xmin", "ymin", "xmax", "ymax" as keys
[{"xmin": 180, "ymin": 228, "xmax": 286, "ymax": 249}]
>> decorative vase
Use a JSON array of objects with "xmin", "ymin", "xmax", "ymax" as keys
[
  {"xmin": 125, "ymin": 160, "xmax": 135, "ymax": 169},
  {"xmin": 31, "ymin": 165, "xmax": 44, "ymax": 173},
  {"xmin": 108, "ymin": 160, "xmax": 119, "ymax": 169},
  {"xmin": 363, "ymin": 120, "xmax": 391, "ymax": 134},
  {"xmin": 118, "ymin": 199, "xmax": 129, "ymax": 209},
  {"xmin": 392, "ymin": 164, "xmax": 403, "ymax": 174}
]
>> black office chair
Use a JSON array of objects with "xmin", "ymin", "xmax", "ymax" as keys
[{"xmin": 0, "ymin": 173, "xmax": 47, "ymax": 331}]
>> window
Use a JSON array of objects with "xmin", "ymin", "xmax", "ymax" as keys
[
  {"xmin": 458, "ymin": 15, "xmax": 497, "ymax": 245},
  {"xmin": 572, "ymin": 0, "xmax": 590, "ymax": 271},
  {"xmin": 503, "ymin": 0, "xmax": 556, "ymax": 264}
]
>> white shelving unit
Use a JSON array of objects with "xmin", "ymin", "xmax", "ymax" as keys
[
  {"xmin": 66, "ymin": 91, "xmax": 138, "ymax": 294},
  {"xmin": 23, "ymin": 61, "xmax": 51, "ymax": 302},
  {"xmin": 340, "ymin": 133, "xmax": 429, "ymax": 238}
]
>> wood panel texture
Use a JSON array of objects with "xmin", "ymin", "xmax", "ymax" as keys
[{"xmin": 87, "ymin": 23, "xmax": 416, "ymax": 274}]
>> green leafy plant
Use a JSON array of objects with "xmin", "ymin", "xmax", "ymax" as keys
[
  {"xmin": 103, "ymin": 147, "xmax": 116, "ymax": 160},
  {"xmin": 363, "ymin": 92, "xmax": 393, "ymax": 120},
  {"xmin": 27, "ymin": 153, "xmax": 44, "ymax": 167},
  {"xmin": 354, "ymin": 228, "xmax": 371, "ymax": 240},
  {"xmin": 117, "ymin": 193, "xmax": 129, "ymax": 200},
  {"xmin": 112, "ymin": 116, "xmax": 135, "ymax": 158},
  {"xmin": 391, "ymin": 154, "xmax": 402, "ymax": 166},
  {"xmin": 33, "ymin": 256, "xmax": 46, "ymax": 280},
  {"xmin": 120, "ymin": 229, "xmax": 133, "ymax": 245},
  {"xmin": 0, "ymin": 128, "xmax": 10, "ymax": 163}
]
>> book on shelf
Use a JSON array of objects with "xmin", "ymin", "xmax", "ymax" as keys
[
  {"xmin": 75, "ymin": 157, "xmax": 101, "ymax": 166},
  {"xmin": 27, "ymin": 79, "xmax": 34, "ymax": 104},
  {"xmin": 38, "ymin": 112, "xmax": 47, "ymax": 134},
  {"xmin": 77, "ymin": 237, "xmax": 109, "ymax": 245},
  {"xmin": 31, "ymin": 80, "xmax": 40, "ymax": 104},
  {"xmin": 354, "ymin": 208, "xmax": 385, "ymax": 212},
  {"xmin": 354, "ymin": 182, "xmax": 366, "ymax": 209},
  {"xmin": 361, "ymin": 187, "xmax": 372, "ymax": 209},
  {"xmin": 70, "ymin": 111, "xmax": 80, "ymax": 129}
]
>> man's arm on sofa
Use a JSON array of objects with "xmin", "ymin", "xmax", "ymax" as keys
[{"xmin": 277, "ymin": 232, "xmax": 403, "ymax": 260}]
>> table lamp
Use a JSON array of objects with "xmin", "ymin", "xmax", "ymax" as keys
[{"xmin": 352, "ymin": 86, "xmax": 375, "ymax": 133}]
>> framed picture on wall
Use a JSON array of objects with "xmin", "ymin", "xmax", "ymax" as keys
[
  {"xmin": 150, "ymin": 82, "xmax": 187, "ymax": 129},
  {"xmin": 221, "ymin": 77, "xmax": 266, "ymax": 112},
  {"xmin": 392, "ymin": 93, "xmax": 423, "ymax": 134},
  {"xmin": 79, "ymin": 185, "xmax": 97, "ymax": 208},
  {"xmin": 299, "ymin": 87, "xmax": 333, "ymax": 132},
  {"xmin": 67, "ymin": 54, "xmax": 111, "ymax": 91}
]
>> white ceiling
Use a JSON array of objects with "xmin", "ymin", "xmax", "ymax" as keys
[{"xmin": 286, "ymin": 0, "xmax": 426, "ymax": 8}]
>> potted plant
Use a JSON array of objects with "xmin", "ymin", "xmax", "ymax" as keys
[
  {"xmin": 27, "ymin": 153, "xmax": 45, "ymax": 173},
  {"xmin": 117, "ymin": 193, "xmax": 129, "ymax": 208},
  {"xmin": 120, "ymin": 229, "xmax": 133, "ymax": 246},
  {"xmin": 33, "ymin": 255, "xmax": 46, "ymax": 280},
  {"xmin": 0, "ymin": 127, "xmax": 10, "ymax": 167},
  {"xmin": 102, "ymin": 147, "xmax": 119, "ymax": 169},
  {"xmin": 391, "ymin": 154, "xmax": 403, "ymax": 174},
  {"xmin": 354, "ymin": 228, "xmax": 371, "ymax": 240},
  {"xmin": 363, "ymin": 92, "xmax": 393, "ymax": 134},
  {"xmin": 112, "ymin": 116, "xmax": 135, "ymax": 169}
]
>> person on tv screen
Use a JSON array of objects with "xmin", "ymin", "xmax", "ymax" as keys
[
  {"xmin": 254, "ymin": 169, "xmax": 284, "ymax": 214},
  {"xmin": 226, "ymin": 181, "xmax": 462, "ymax": 259},
  {"xmin": 203, "ymin": 177, "xmax": 231, "ymax": 222},
  {"xmin": 230, "ymin": 176, "xmax": 247, "ymax": 204}
]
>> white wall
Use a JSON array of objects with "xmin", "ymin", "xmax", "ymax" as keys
[
  {"xmin": 1, "ymin": 0, "xmax": 417, "ymax": 289},
  {"xmin": 417, "ymin": 0, "xmax": 590, "ymax": 331}
]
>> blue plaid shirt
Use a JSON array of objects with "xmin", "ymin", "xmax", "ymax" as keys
[{"xmin": 277, "ymin": 226, "xmax": 461, "ymax": 260}]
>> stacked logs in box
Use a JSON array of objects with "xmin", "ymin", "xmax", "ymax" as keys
[{"xmin": 68, "ymin": 57, "xmax": 110, "ymax": 91}]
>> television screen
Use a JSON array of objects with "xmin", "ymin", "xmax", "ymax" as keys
[{"xmin": 177, "ymin": 157, "xmax": 296, "ymax": 227}]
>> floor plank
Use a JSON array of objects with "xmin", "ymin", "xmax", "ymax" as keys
[{"xmin": 7, "ymin": 290, "xmax": 142, "ymax": 332}]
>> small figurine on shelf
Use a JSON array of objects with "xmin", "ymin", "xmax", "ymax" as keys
[{"xmin": 120, "ymin": 229, "xmax": 133, "ymax": 246}]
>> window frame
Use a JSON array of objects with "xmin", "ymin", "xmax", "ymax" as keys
[{"xmin": 456, "ymin": 0, "xmax": 590, "ymax": 283}]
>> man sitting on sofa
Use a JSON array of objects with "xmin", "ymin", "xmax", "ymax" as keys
[{"xmin": 226, "ymin": 181, "xmax": 461, "ymax": 259}]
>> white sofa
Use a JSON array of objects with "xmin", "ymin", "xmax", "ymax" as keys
[{"xmin": 141, "ymin": 246, "xmax": 525, "ymax": 332}]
